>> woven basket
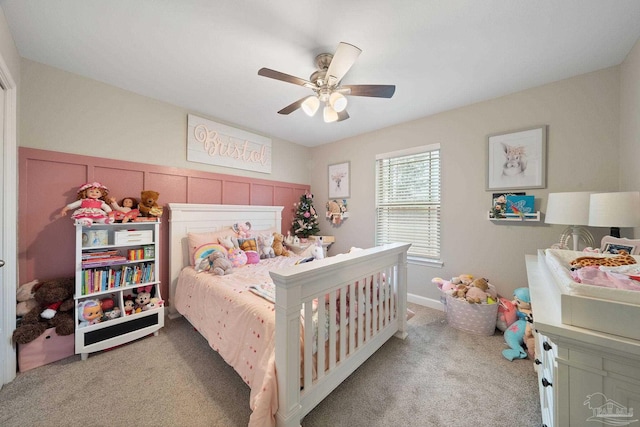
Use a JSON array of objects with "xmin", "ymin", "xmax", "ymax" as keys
[{"xmin": 442, "ymin": 293, "xmax": 498, "ymax": 335}]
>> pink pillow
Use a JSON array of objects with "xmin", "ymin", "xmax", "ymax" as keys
[{"xmin": 187, "ymin": 228, "xmax": 236, "ymax": 266}]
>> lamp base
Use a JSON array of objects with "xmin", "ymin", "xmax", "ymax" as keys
[
  {"xmin": 559, "ymin": 226, "xmax": 595, "ymax": 251},
  {"xmin": 610, "ymin": 227, "xmax": 621, "ymax": 238}
]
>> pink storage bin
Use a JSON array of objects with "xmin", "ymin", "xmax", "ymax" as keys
[{"xmin": 18, "ymin": 327, "xmax": 75, "ymax": 372}]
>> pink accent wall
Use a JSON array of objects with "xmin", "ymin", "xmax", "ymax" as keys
[{"xmin": 19, "ymin": 148, "xmax": 309, "ymax": 299}]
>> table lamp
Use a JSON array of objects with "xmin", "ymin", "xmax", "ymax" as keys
[
  {"xmin": 588, "ymin": 191, "xmax": 640, "ymax": 238},
  {"xmin": 545, "ymin": 192, "xmax": 595, "ymax": 251}
]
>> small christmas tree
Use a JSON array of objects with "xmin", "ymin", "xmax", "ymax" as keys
[{"xmin": 292, "ymin": 190, "xmax": 320, "ymax": 238}]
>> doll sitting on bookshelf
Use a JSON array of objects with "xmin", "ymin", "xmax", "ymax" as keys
[
  {"xmin": 108, "ymin": 196, "xmax": 140, "ymax": 223},
  {"xmin": 60, "ymin": 182, "xmax": 113, "ymax": 226}
]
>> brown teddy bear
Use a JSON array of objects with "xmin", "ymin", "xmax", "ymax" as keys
[
  {"xmin": 272, "ymin": 232, "xmax": 289, "ymax": 256},
  {"xmin": 13, "ymin": 277, "xmax": 75, "ymax": 344},
  {"xmin": 139, "ymin": 190, "xmax": 163, "ymax": 217}
]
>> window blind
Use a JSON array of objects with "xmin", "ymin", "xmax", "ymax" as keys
[{"xmin": 375, "ymin": 145, "xmax": 441, "ymax": 259}]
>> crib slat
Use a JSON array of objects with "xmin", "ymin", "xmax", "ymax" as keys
[
  {"xmin": 317, "ymin": 297, "xmax": 326, "ymax": 379},
  {"xmin": 303, "ymin": 301, "xmax": 313, "ymax": 391},
  {"xmin": 372, "ymin": 273, "xmax": 379, "ymax": 333},
  {"xmin": 349, "ymin": 281, "xmax": 356, "ymax": 354},
  {"xmin": 357, "ymin": 277, "xmax": 365, "ymax": 348},
  {"xmin": 340, "ymin": 284, "xmax": 347, "ymax": 362},
  {"xmin": 329, "ymin": 289, "xmax": 337, "ymax": 370},
  {"xmin": 365, "ymin": 275, "xmax": 371, "ymax": 341}
]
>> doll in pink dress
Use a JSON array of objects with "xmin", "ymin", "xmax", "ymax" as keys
[{"xmin": 60, "ymin": 182, "xmax": 113, "ymax": 226}]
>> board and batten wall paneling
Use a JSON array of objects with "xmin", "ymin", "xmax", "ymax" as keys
[{"xmin": 19, "ymin": 148, "xmax": 309, "ymax": 300}]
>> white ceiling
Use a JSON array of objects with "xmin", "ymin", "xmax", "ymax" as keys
[{"xmin": 2, "ymin": 0, "xmax": 640, "ymax": 147}]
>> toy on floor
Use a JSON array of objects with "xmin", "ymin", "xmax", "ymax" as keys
[
  {"xmin": 502, "ymin": 287, "xmax": 533, "ymax": 361},
  {"xmin": 60, "ymin": 182, "xmax": 113, "ymax": 226}
]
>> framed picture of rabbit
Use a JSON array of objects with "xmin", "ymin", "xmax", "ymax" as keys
[{"xmin": 486, "ymin": 125, "xmax": 547, "ymax": 191}]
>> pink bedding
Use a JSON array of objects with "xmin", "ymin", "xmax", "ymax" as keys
[{"xmin": 174, "ymin": 256, "xmax": 302, "ymax": 427}]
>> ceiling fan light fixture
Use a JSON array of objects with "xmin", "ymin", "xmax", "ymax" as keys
[
  {"xmin": 323, "ymin": 105, "xmax": 338, "ymax": 123},
  {"xmin": 301, "ymin": 95, "xmax": 320, "ymax": 116},
  {"xmin": 329, "ymin": 92, "xmax": 347, "ymax": 112}
]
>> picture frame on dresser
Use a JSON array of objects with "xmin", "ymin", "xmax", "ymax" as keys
[
  {"xmin": 600, "ymin": 236, "xmax": 640, "ymax": 255},
  {"xmin": 486, "ymin": 125, "xmax": 547, "ymax": 191}
]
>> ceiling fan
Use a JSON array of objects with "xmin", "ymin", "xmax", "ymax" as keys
[{"xmin": 258, "ymin": 42, "xmax": 395, "ymax": 123}]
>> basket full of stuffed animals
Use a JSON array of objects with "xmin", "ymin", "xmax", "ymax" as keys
[{"xmin": 433, "ymin": 275, "xmax": 499, "ymax": 335}]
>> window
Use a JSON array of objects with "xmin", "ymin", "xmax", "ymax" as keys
[{"xmin": 375, "ymin": 144, "xmax": 441, "ymax": 262}]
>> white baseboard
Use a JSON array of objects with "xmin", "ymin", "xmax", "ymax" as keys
[{"xmin": 407, "ymin": 293, "xmax": 444, "ymax": 311}]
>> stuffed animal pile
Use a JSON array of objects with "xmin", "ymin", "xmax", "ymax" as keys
[
  {"xmin": 433, "ymin": 274, "xmax": 497, "ymax": 304},
  {"xmin": 13, "ymin": 277, "xmax": 75, "ymax": 344}
]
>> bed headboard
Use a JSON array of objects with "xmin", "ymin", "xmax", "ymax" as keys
[{"xmin": 167, "ymin": 203, "xmax": 283, "ymax": 317}]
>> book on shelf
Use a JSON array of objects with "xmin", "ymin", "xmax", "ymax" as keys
[{"xmin": 82, "ymin": 262, "xmax": 155, "ymax": 295}]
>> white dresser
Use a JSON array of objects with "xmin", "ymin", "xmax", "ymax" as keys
[{"xmin": 526, "ymin": 253, "xmax": 640, "ymax": 427}]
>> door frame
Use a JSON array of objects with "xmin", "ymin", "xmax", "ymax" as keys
[{"xmin": 0, "ymin": 51, "xmax": 18, "ymax": 386}]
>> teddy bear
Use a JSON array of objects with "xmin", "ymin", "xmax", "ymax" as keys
[
  {"xmin": 272, "ymin": 232, "xmax": 289, "ymax": 256},
  {"xmin": 464, "ymin": 278, "xmax": 498, "ymax": 304},
  {"xmin": 13, "ymin": 277, "xmax": 75, "ymax": 344},
  {"xmin": 138, "ymin": 190, "xmax": 163, "ymax": 217},
  {"xmin": 16, "ymin": 279, "xmax": 40, "ymax": 317},
  {"xmin": 258, "ymin": 234, "xmax": 275, "ymax": 259}
]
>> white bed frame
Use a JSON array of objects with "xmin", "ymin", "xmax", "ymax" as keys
[{"xmin": 167, "ymin": 203, "xmax": 410, "ymax": 427}]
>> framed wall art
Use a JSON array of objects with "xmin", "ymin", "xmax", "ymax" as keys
[
  {"xmin": 486, "ymin": 125, "xmax": 547, "ymax": 191},
  {"xmin": 328, "ymin": 162, "xmax": 350, "ymax": 199}
]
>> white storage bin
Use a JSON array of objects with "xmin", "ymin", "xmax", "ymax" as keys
[{"xmin": 114, "ymin": 229, "xmax": 153, "ymax": 245}]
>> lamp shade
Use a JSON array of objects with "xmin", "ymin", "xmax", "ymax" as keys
[
  {"xmin": 545, "ymin": 192, "xmax": 594, "ymax": 225},
  {"xmin": 301, "ymin": 96, "xmax": 320, "ymax": 116},
  {"xmin": 323, "ymin": 105, "xmax": 338, "ymax": 123},
  {"xmin": 588, "ymin": 192, "xmax": 640, "ymax": 228},
  {"xmin": 329, "ymin": 92, "xmax": 347, "ymax": 112}
]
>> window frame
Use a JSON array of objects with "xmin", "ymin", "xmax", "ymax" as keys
[{"xmin": 375, "ymin": 144, "xmax": 442, "ymax": 267}]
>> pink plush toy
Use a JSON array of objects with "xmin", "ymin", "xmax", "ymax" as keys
[
  {"xmin": 496, "ymin": 297, "xmax": 518, "ymax": 332},
  {"xmin": 227, "ymin": 248, "xmax": 248, "ymax": 267},
  {"xmin": 232, "ymin": 221, "xmax": 252, "ymax": 238}
]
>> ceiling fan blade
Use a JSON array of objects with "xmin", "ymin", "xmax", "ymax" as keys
[
  {"xmin": 341, "ymin": 84, "xmax": 396, "ymax": 98},
  {"xmin": 277, "ymin": 97, "xmax": 307, "ymax": 115},
  {"xmin": 258, "ymin": 68, "xmax": 316, "ymax": 89},
  {"xmin": 337, "ymin": 110, "xmax": 350, "ymax": 122},
  {"xmin": 326, "ymin": 42, "xmax": 362, "ymax": 86}
]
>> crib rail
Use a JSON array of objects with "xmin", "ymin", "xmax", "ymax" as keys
[{"xmin": 270, "ymin": 243, "xmax": 410, "ymax": 427}]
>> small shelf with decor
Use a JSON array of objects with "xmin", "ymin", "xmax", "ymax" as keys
[{"xmin": 489, "ymin": 193, "xmax": 540, "ymax": 222}]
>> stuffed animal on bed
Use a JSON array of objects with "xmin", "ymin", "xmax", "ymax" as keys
[
  {"xmin": 208, "ymin": 251, "xmax": 233, "ymax": 275},
  {"xmin": 258, "ymin": 234, "xmax": 275, "ymax": 259},
  {"xmin": 272, "ymin": 232, "xmax": 289, "ymax": 256},
  {"xmin": 232, "ymin": 221, "xmax": 252, "ymax": 238}
]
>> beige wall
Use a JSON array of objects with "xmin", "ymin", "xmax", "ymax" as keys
[
  {"xmin": 310, "ymin": 67, "xmax": 621, "ymax": 304},
  {"xmin": 620, "ymin": 37, "xmax": 640, "ymax": 192},
  {"xmin": 0, "ymin": 7, "xmax": 19, "ymax": 84},
  {"xmin": 18, "ymin": 59, "xmax": 312, "ymax": 185}
]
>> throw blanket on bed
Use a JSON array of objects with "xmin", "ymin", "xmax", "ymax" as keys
[{"xmin": 249, "ymin": 283, "xmax": 275, "ymax": 303}]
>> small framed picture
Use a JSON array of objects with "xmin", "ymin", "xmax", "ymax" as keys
[
  {"xmin": 486, "ymin": 126, "xmax": 547, "ymax": 191},
  {"xmin": 328, "ymin": 162, "xmax": 350, "ymax": 199}
]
